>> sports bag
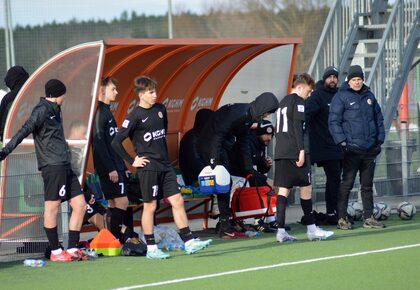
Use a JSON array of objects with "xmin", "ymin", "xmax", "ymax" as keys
[{"xmin": 231, "ymin": 176, "xmax": 276, "ymax": 220}]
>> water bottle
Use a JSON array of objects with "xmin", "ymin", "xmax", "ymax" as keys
[
  {"xmin": 245, "ymin": 231, "xmax": 261, "ymax": 238},
  {"xmin": 23, "ymin": 259, "xmax": 46, "ymax": 267}
]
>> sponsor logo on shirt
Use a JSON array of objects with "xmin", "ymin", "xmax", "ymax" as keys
[
  {"xmin": 297, "ymin": 104, "xmax": 305, "ymax": 112},
  {"xmin": 143, "ymin": 129, "xmax": 166, "ymax": 142}
]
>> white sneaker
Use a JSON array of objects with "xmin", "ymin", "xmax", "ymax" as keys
[
  {"xmin": 307, "ymin": 227, "xmax": 334, "ymax": 241},
  {"xmin": 276, "ymin": 231, "xmax": 297, "ymax": 243}
]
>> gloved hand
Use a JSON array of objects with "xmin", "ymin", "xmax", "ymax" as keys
[
  {"xmin": 340, "ymin": 141, "xmax": 347, "ymax": 152},
  {"xmin": 209, "ymin": 158, "xmax": 217, "ymax": 170},
  {"xmin": 0, "ymin": 149, "xmax": 7, "ymax": 162}
]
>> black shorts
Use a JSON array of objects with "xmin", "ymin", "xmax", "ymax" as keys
[
  {"xmin": 83, "ymin": 201, "xmax": 107, "ymax": 223},
  {"xmin": 274, "ymin": 159, "xmax": 311, "ymax": 189},
  {"xmin": 99, "ymin": 172, "xmax": 127, "ymax": 200},
  {"xmin": 41, "ymin": 165, "xmax": 83, "ymax": 201},
  {"xmin": 136, "ymin": 168, "xmax": 180, "ymax": 202}
]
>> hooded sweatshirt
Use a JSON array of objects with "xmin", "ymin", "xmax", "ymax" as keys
[
  {"xmin": 0, "ymin": 66, "xmax": 29, "ymax": 141},
  {"xmin": 179, "ymin": 108, "xmax": 214, "ymax": 185},
  {"xmin": 197, "ymin": 92, "xmax": 279, "ymax": 171}
]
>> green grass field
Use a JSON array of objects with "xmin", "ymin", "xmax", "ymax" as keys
[{"xmin": 1, "ymin": 215, "xmax": 420, "ymax": 290}]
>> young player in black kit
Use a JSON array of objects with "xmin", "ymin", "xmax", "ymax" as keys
[
  {"xmin": 274, "ymin": 73, "xmax": 334, "ymax": 243},
  {"xmin": 92, "ymin": 77, "xmax": 137, "ymax": 244},
  {"xmin": 0, "ymin": 79, "xmax": 88, "ymax": 262},
  {"xmin": 112, "ymin": 76, "xmax": 211, "ymax": 259}
]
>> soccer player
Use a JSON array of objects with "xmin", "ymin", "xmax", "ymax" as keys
[
  {"xmin": 274, "ymin": 73, "xmax": 334, "ymax": 243},
  {"xmin": 329, "ymin": 65, "xmax": 385, "ymax": 230},
  {"xmin": 111, "ymin": 76, "xmax": 211, "ymax": 259},
  {"xmin": 0, "ymin": 79, "xmax": 87, "ymax": 262},
  {"xmin": 92, "ymin": 77, "xmax": 137, "ymax": 243}
]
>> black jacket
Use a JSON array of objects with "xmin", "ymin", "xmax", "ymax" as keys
[
  {"xmin": 329, "ymin": 81, "xmax": 385, "ymax": 151},
  {"xmin": 92, "ymin": 101, "xmax": 126, "ymax": 177},
  {"xmin": 306, "ymin": 80, "xmax": 343, "ymax": 163},
  {"xmin": 1, "ymin": 97, "xmax": 71, "ymax": 169},
  {"xmin": 0, "ymin": 66, "xmax": 29, "ymax": 141},
  {"xmin": 229, "ymin": 131, "xmax": 270, "ymax": 184},
  {"xmin": 179, "ymin": 109, "xmax": 213, "ymax": 185},
  {"xmin": 197, "ymin": 92, "xmax": 279, "ymax": 171}
]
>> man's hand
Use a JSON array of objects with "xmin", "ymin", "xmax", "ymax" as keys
[
  {"xmin": 132, "ymin": 156, "xmax": 150, "ymax": 168},
  {"xmin": 296, "ymin": 150, "xmax": 305, "ymax": 167},
  {"xmin": 109, "ymin": 170, "xmax": 119, "ymax": 183},
  {"xmin": 264, "ymin": 156, "xmax": 273, "ymax": 167}
]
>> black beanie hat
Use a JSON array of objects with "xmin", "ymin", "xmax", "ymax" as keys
[
  {"xmin": 322, "ymin": 66, "xmax": 339, "ymax": 81},
  {"xmin": 347, "ymin": 65, "xmax": 364, "ymax": 81},
  {"xmin": 255, "ymin": 120, "xmax": 274, "ymax": 136},
  {"xmin": 45, "ymin": 79, "xmax": 66, "ymax": 98}
]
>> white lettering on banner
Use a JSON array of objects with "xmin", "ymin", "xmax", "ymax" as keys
[
  {"xmin": 110, "ymin": 102, "xmax": 119, "ymax": 112},
  {"xmin": 190, "ymin": 96, "xmax": 213, "ymax": 111},
  {"xmin": 127, "ymin": 99, "xmax": 138, "ymax": 114},
  {"xmin": 162, "ymin": 98, "xmax": 183, "ymax": 112}
]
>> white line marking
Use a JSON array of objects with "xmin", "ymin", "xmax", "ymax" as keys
[{"xmin": 112, "ymin": 243, "xmax": 420, "ymax": 290}]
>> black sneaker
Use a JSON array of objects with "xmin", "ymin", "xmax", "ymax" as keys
[
  {"xmin": 218, "ymin": 221, "xmax": 246, "ymax": 239},
  {"xmin": 231, "ymin": 220, "xmax": 254, "ymax": 232},
  {"xmin": 256, "ymin": 219, "xmax": 276, "ymax": 233}
]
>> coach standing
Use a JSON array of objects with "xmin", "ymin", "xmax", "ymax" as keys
[
  {"xmin": 306, "ymin": 66, "xmax": 343, "ymax": 225},
  {"xmin": 329, "ymin": 65, "xmax": 385, "ymax": 230}
]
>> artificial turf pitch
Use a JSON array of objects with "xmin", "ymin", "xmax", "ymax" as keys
[{"xmin": 1, "ymin": 215, "xmax": 419, "ymax": 290}]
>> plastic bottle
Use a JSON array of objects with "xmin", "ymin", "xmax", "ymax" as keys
[
  {"xmin": 23, "ymin": 259, "xmax": 46, "ymax": 267},
  {"xmin": 245, "ymin": 231, "xmax": 261, "ymax": 238}
]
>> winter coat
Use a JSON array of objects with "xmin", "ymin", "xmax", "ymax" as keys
[
  {"xmin": 197, "ymin": 92, "xmax": 279, "ymax": 171},
  {"xmin": 0, "ymin": 66, "xmax": 29, "ymax": 141},
  {"xmin": 179, "ymin": 108, "xmax": 214, "ymax": 185},
  {"xmin": 306, "ymin": 80, "xmax": 343, "ymax": 163},
  {"xmin": 328, "ymin": 81, "xmax": 385, "ymax": 151}
]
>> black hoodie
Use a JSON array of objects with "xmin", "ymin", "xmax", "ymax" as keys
[
  {"xmin": 0, "ymin": 66, "xmax": 29, "ymax": 141},
  {"xmin": 179, "ymin": 108, "xmax": 214, "ymax": 185},
  {"xmin": 197, "ymin": 92, "xmax": 279, "ymax": 171}
]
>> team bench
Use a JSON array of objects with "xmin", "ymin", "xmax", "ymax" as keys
[{"xmin": 81, "ymin": 195, "xmax": 214, "ymax": 233}]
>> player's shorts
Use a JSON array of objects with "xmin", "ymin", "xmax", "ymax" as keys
[
  {"xmin": 99, "ymin": 171, "xmax": 127, "ymax": 200},
  {"xmin": 83, "ymin": 201, "xmax": 107, "ymax": 224},
  {"xmin": 136, "ymin": 168, "xmax": 180, "ymax": 202},
  {"xmin": 41, "ymin": 165, "xmax": 83, "ymax": 201},
  {"xmin": 274, "ymin": 159, "xmax": 311, "ymax": 189}
]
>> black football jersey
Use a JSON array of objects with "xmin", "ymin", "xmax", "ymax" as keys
[
  {"xmin": 92, "ymin": 101, "xmax": 126, "ymax": 176},
  {"xmin": 113, "ymin": 103, "xmax": 169, "ymax": 170},
  {"xmin": 274, "ymin": 93, "xmax": 306, "ymax": 160}
]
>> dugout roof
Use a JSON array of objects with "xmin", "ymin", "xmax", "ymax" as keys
[{"xmin": 0, "ymin": 38, "xmax": 300, "ymax": 238}]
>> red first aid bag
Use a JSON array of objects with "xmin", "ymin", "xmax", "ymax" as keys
[{"xmin": 231, "ymin": 179, "xmax": 277, "ymax": 220}]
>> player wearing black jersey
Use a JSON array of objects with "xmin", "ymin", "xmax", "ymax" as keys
[
  {"xmin": 92, "ymin": 77, "xmax": 138, "ymax": 244},
  {"xmin": 112, "ymin": 76, "xmax": 211, "ymax": 259},
  {"xmin": 0, "ymin": 79, "xmax": 87, "ymax": 262},
  {"xmin": 274, "ymin": 73, "xmax": 334, "ymax": 243}
]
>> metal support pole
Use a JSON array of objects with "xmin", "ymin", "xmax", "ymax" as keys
[
  {"xmin": 6, "ymin": 0, "xmax": 15, "ymax": 66},
  {"xmin": 401, "ymin": 122, "xmax": 408, "ymax": 196},
  {"xmin": 4, "ymin": 0, "xmax": 11, "ymax": 69},
  {"xmin": 168, "ymin": 0, "xmax": 173, "ymax": 39}
]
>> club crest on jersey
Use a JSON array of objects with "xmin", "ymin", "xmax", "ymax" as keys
[
  {"xmin": 158, "ymin": 111, "xmax": 163, "ymax": 118},
  {"xmin": 367, "ymin": 98, "xmax": 372, "ymax": 105}
]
